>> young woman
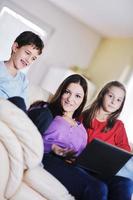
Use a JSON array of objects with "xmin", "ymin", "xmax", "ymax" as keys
[
  {"xmin": 28, "ymin": 74, "xmax": 108, "ymax": 200},
  {"xmin": 82, "ymin": 80, "xmax": 133, "ymax": 200}
]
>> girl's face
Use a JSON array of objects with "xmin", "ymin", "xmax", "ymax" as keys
[
  {"xmin": 102, "ymin": 86, "xmax": 125, "ymax": 113},
  {"xmin": 12, "ymin": 43, "xmax": 40, "ymax": 70},
  {"xmin": 61, "ymin": 83, "xmax": 84, "ymax": 116}
]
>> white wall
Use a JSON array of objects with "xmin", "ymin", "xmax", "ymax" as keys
[
  {"xmin": 1, "ymin": 0, "xmax": 101, "ymax": 86},
  {"xmin": 120, "ymin": 74, "xmax": 133, "ymax": 144}
]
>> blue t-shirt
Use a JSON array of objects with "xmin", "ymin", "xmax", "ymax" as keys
[{"xmin": 0, "ymin": 61, "xmax": 28, "ymax": 105}]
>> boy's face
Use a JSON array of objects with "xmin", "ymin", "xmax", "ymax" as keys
[{"xmin": 12, "ymin": 42, "xmax": 41, "ymax": 70}]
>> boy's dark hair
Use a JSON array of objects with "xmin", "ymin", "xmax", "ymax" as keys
[{"xmin": 14, "ymin": 31, "xmax": 44, "ymax": 54}]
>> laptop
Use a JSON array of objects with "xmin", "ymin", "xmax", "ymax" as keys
[{"xmin": 76, "ymin": 139, "xmax": 133, "ymax": 181}]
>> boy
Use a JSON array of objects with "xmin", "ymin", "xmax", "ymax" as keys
[{"xmin": 0, "ymin": 31, "xmax": 44, "ymax": 109}]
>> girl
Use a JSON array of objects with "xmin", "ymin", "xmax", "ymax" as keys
[{"xmin": 82, "ymin": 80, "xmax": 133, "ymax": 200}]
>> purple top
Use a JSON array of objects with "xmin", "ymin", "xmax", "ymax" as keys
[{"xmin": 43, "ymin": 116, "xmax": 87, "ymax": 156}]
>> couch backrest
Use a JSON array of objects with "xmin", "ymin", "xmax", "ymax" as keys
[{"xmin": 27, "ymin": 84, "xmax": 52, "ymax": 108}]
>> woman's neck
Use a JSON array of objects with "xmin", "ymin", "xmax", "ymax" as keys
[
  {"xmin": 63, "ymin": 111, "xmax": 73, "ymax": 119},
  {"xmin": 63, "ymin": 112, "xmax": 77, "ymax": 126}
]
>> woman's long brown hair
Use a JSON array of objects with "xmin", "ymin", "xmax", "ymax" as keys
[
  {"xmin": 29, "ymin": 74, "xmax": 88, "ymax": 119},
  {"xmin": 49, "ymin": 74, "xmax": 88, "ymax": 118}
]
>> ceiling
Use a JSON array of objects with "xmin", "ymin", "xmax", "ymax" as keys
[{"xmin": 48, "ymin": 0, "xmax": 133, "ymax": 38}]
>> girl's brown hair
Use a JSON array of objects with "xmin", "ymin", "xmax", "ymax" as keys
[{"xmin": 82, "ymin": 81, "xmax": 126, "ymax": 132}]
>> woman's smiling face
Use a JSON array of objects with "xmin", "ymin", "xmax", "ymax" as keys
[{"xmin": 61, "ymin": 83, "xmax": 84, "ymax": 115}]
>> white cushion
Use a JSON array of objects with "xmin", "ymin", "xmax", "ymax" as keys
[{"xmin": 27, "ymin": 84, "xmax": 52, "ymax": 108}]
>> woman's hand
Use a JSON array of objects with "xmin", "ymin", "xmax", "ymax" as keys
[
  {"xmin": 52, "ymin": 144, "xmax": 76, "ymax": 164},
  {"xmin": 64, "ymin": 150, "xmax": 76, "ymax": 164},
  {"xmin": 51, "ymin": 144, "xmax": 76, "ymax": 157},
  {"xmin": 52, "ymin": 144, "xmax": 68, "ymax": 156}
]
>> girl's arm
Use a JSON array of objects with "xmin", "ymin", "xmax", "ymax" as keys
[{"xmin": 115, "ymin": 122, "xmax": 131, "ymax": 152}]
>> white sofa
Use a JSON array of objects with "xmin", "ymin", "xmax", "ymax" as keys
[
  {"xmin": 0, "ymin": 84, "xmax": 132, "ymax": 200},
  {"xmin": 0, "ymin": 84, "xmax": 74, "ymax": 200}
]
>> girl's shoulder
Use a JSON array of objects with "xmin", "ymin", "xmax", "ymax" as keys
[
  {"xmin": 114, "ymin": 119, "xmax": 125, "ymax": 130},
  {"xmin": 115, "ymin": 119, "xmax": 124, "ymax": 126}
]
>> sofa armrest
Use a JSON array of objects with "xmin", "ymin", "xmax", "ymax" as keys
[
  {"xmin": 10, "ymin": 182, "xmax": 47, "ymax": 200},
  {"xmin": 0, "ymin": 142, "xmax": 9, "ymax": 199},
  {"xmin": 24, "ymin": 165, "xmax": 75, "ymax": 200},
  {"xmin": 0, "ymin": 120, "xmax": 23, "ymax": 199},
  {"xmin": 27, "ymin": 84, "xmax": 52, "ymax": 108},
  {"xmin": 0, "ymin": 99, "xmax": 44, "ymax": 169}
]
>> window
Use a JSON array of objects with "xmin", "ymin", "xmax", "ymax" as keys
[{"xmin": 0, "ymin": 0, "xmax": 54, "ymax": 72}]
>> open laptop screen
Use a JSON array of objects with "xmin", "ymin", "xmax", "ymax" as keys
[{"xmin": 76, "ymin": 139, "xmax": 133, "ymax": 181}]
